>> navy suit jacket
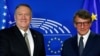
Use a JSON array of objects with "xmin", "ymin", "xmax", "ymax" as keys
[
  {"xmin": 0, "ymin": 26, "xmax": 46, "ymax": 56},
  {"xmin": 61, "ymin": 32, "xmax": 100, "ymax": 56}
]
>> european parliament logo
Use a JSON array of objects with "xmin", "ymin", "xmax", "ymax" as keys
[{"xmin": 30, "ymin": 18, "xmax": 72, "ymax": 56}]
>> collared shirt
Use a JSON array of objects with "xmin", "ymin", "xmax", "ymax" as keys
[
  {"xmin": 19, "ymin": 29, "xmax": 34, "ymax": 56},
  {"xmin": 78, "ymin": 30, "xmax": 91, "ymax": 48}
]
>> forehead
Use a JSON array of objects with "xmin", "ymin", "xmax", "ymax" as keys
[{"xmin": 75, "ymin": 16, "xmax": 90, "ymax": 22}]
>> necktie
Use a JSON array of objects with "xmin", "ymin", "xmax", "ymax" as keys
[
  {"xmin": 24, "ymin": 33, "xmax": 30, "ymax": 54},
  {"xmin": 79, "ymin": 37, "xmax": 84, "ymax": 56}
]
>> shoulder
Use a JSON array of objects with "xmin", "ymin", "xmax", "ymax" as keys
[
  {"xmin": 90, "ymin": 32, "xmax": 100, "ymax": 38},
  {"xmin": 0, "ymin": 27, "xmax": 14, "ymax": 39},
  {"xmin": 63, "ymin": 35, "xmax": 77, "ymax": 45},
  {"xmin": 30, "ymin": 28, "xmax": 44, "ymax": 39},
  {"xmin": 30, "ymin": 28, "xmax": 43, "ymax": 35},
  {"xmin": 0, "ymin": 28, "xmax": 12, "ymax": 34},
  {"xmin": 0, "ymin": 26, "xmax": 15, "ymax": 34}
]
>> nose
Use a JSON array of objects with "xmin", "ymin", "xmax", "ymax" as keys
[
  {"xmin": 22, "ymin": 15, "xmax": 26, "ymax": 19},
  {"xmin": 80, "ymin": 23, "xmax": 84, "ymax": 28}
]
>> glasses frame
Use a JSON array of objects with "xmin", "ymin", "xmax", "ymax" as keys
[{"xmin": 75, "ymin": 21, "xmax": 91, "ymax": 26}]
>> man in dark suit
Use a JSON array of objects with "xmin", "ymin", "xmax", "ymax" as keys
[
  {"xmin": 0, "ymin": 4, "xmax": 45, "ymax": 56},
  {"xmin": 61, "ymin": 10, "xmax": 100, "ymax": 56}
]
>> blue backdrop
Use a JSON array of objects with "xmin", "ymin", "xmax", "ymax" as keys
[{"xmin": 0, "ymin": 0, "xmax": 100, "ymax": 56}]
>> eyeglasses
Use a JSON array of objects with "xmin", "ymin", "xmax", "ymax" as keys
[{"xmin": 75, "ymin": 22, "xmax": 91, "ymax": 26}]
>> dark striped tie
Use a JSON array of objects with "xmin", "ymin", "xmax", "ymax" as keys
[{"xmin": 79, "ymin": 37, "xmax": 84, "ymax": 56}]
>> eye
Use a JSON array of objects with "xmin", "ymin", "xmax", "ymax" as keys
[
  {"xmin": 17, "ymin": 13, "xmax": 22, "ymax": 16},
  {"xmin": 25, "ymin": 14, "xmax": 30, "ymax": 16},
  {"xmin": 75, "ymin": 22, "xmax": 90, "ymax": 26}
]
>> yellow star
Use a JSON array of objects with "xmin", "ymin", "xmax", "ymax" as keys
[{"xmin": 91, "ymin": 13, "xmax": 97, "ymax": 21}]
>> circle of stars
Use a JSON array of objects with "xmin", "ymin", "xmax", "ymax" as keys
[{"xmin": 47, "ymin": 37, "xmax": 63, "ymax": 54}]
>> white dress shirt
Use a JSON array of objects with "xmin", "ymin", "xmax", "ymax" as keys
[
  {"xmin": 78, "ymin": 30, "xmax": 91, "ymax": 48},
  {"xmin": 19, "ymin": 29, "xmax": 34, "ymax": 56}
]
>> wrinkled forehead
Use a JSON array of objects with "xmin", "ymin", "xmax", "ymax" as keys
[{"xmin": 14, "ymin": 6, "xmax": 32, "ymax": 15}]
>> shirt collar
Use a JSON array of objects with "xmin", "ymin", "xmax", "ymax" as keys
[
  {"xmin": 19, "ymin": 28, "xmax": 30, "ymax": 37},
  {"xmin": 77, "ymin": 30, "xmax": 91, "ymax": 46}
]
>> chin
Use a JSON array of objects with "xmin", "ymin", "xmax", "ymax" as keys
[
  {"xmin": 20, "ymin": 26, "xmax": 27, "ymax": 28},
  {"xmin": 81, "ymin": 33, "xmax": 87, "ymax": 35}
]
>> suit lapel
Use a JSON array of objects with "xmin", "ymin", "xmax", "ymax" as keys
[
  {"xmin": 12, "ymin": 26, "xmax": 30, "ymax": 55},
  {"xmin": 71, "ymin": 36, "xmax": 79, "ymax": 56},
  {"xmin": 82, "ymin": 32, "xmax": 96, "ymax": 55}
]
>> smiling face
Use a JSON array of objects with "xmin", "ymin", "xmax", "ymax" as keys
[
  {"xmin": 74, "ymin": 16, "xmax": 92, "ymax": 36},
  {"xmin": 14, "ymin": 5, "xmax": 32, "ymax": 31}
]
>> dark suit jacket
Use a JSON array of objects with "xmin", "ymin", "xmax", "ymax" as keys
[
  {"xmin": 61, "ymin": 32, "xmax": 100, "ymax": 56},
  {"xmin": 0, "ymin": 26, "xmax": 46, "ymax": 56}
]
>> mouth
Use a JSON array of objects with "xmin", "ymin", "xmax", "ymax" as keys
[{"xmin": 21, "ymin": 20, "xmax": 25, "ymax": 21}]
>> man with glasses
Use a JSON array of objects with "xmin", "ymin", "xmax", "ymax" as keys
[{"xmin": 61, "ymin": 10, "xmax": 100, "ymax": 56}]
